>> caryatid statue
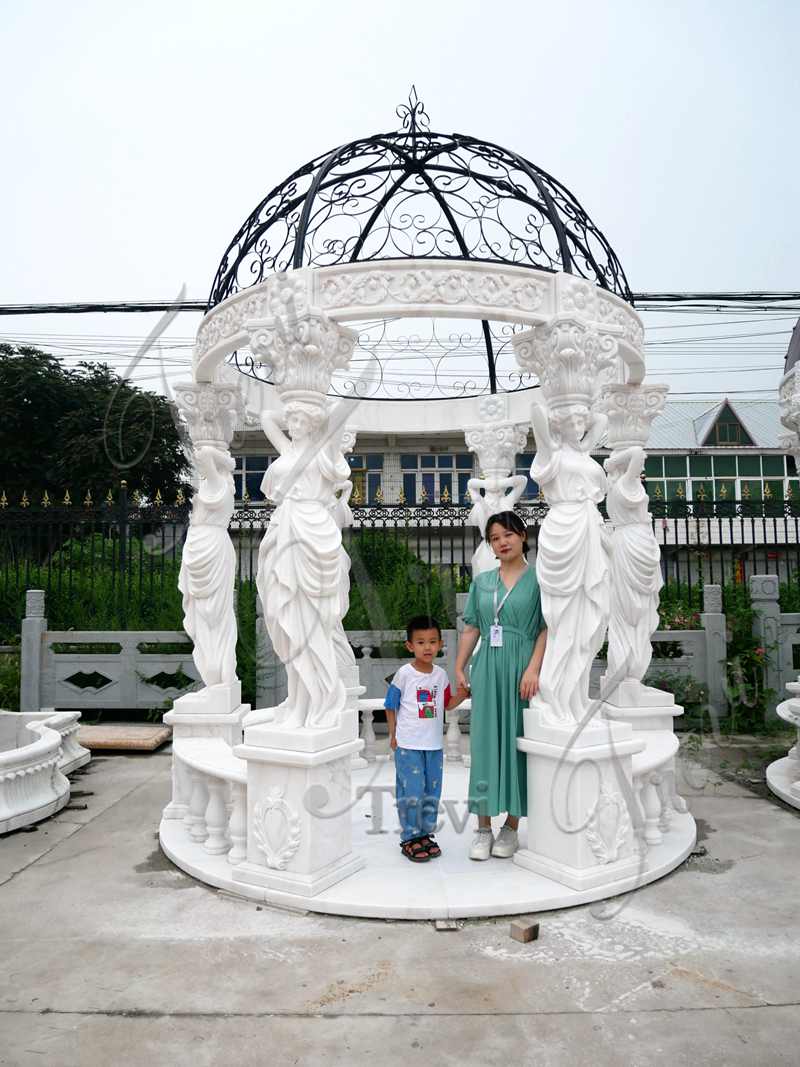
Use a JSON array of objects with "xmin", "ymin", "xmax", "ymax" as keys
[
  {"xmin": 464, "ymin": 395, "xmax": 529, "ymax": 577},
  {"xmin": 599, "ymin": 384, "xmax": 669, "ymax": 704},
  {"xmin": 175, "ymin": 379, "xmax": 244, "ymax": 688},
  {"xmin": 245, "ymin": 277, "xmax": 358, "ymax": 730},
  {"xmin": 514, "ymin": 317, "xmax": 618, "ymax": 727},
  {"xmin": 330, "ymin": 425, "xmax": 359, "ymax": 675}
]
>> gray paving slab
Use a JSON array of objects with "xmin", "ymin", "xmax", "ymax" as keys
[{"xmin": 0, "ymin": 749, "xmax": 797, "ymax": 1066}]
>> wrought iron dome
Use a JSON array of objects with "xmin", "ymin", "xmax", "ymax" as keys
[{"xmin": 210, "ymin": 91, "xmax": 633, "ymax": 400}]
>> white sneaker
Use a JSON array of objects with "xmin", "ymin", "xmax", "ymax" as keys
[
  {"xmin": 491, "ymin": 826, "xmax": 519, "ymax": 858},
  {"xmin": 469, "ymin": 828, "xmax": 494, "ymax": 861}
]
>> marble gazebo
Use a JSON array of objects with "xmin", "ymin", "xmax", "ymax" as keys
[{"xmin": 159, "ymin": 97, "xmax": 696, "ymax": 917}]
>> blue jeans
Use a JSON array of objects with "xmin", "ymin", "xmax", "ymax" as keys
[{"xmin": 395, "ymin": 747, "xmax": 444, "ymax": 843}]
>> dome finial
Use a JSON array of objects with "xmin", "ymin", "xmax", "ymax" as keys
[{"xmin": 396, "ymin": 85, "xmax": 430, "ymax": 133}]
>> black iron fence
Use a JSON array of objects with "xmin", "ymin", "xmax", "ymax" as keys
[{"xmin": 2, "ymin": 491, "xmax": 800, "ymax": 639}]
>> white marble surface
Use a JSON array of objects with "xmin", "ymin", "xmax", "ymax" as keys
[
  {"xmin": 161, "ymin": 759, "xmax": 696, "ymax": 919},
  {"xmin": 766, "ymin": 756, "xmax": 800, "ymax": 809}
]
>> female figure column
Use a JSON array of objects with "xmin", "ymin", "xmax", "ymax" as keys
[
  {"xmin": 249, "ymin": 395, "xmax": 350, "ymax": 730},
  {"xmin": 528, "ymin": 396, "xmax": 609, "ymax": 727}
]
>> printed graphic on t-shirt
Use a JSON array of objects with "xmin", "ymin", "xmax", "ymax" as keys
[{"xmin": 416, "ymin": 686, "xmax": 436, "ymax": 718}]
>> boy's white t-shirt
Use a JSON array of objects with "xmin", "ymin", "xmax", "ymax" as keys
[{"xmin": 384, "ymin": 662, "xmax": 451, "ymax": 750}]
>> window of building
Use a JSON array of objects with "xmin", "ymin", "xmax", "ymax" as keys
[
  {"xmin": 712, "ymin": 455, "xmax": 736, "ymax": 477},
  {"xmin": 762, "ymin": 455, "xmax": 786, "ymax": 477},
  {"xmin": 705, "ymin": 403, "xmax": 754, "ymax": 447},
  {"xmin": 347, "ymin": 454, "xmax": 384, "ymax": 504},
  {"xmin": 689, "ymin": 455, "xmax": 712, "ymax": 477},
  {"xmin": 399, "ymin": 453, "xmax": 473, "ymax": 504},
  {"xmin": 234, "ymin": 455, "xmax": 274, "ymax": 502},
  {"xmin": 645, "ymin": 455, "xmax": 664, "ymax": 479},
  {"xmin": 514, "ymin": 453, "xmax": 540, "ymax": 500}
]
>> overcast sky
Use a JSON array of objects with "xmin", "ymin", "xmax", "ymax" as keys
[{"xmin": 2, "ymin": 0, "xmax": 798, "ymax": 400}]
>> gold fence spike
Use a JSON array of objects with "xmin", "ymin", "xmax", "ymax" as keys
[
  {"xmin": 20, "ymin": 490, "xmax": 30, "ymax": 508},
  {"xmin": 154, "ymin": 488, "xmax": 163, "ymax": 506},
  {"xmin": 398, "ymin": 487, "xmax": 406, "ymax": 504},
  {"xmin": 0, "ymin": 490, "xmax": 7, "ymax": 508},
  {"xmin": 351, "ymin": 483, "xmax": 362, "ymax": 505},
  {"xmin": 42, "ymin": 490, "xmax": 51, "ymax": 508},
  {"xmin": 374, "ymin": 485, "xmax": 384, "ymax": 504},
  {"xmin": 84, "ymin": 489, "xmax": 93, "ymax": 507},
  {"xmin": 106, "ymin": 489, "xmax": 114, "ymax": 506},
  {"xmin": 441, "ymin": 484, "xmax": 451, "ymax": 504},
  {"xmin": 132, "ymin": 489, "xmax": 142, "ymax": 506},
  {"xmin": 63, "ymin": 489, "xmax": 72, "ymax": 505},
  {"xmin": 176, "ymin": 488, "xmax": 185, "ymax": 505}
]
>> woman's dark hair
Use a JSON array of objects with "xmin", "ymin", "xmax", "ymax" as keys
[{"xmin": 485, "ymin": 511, "xmax": 529, "ymax": 556}]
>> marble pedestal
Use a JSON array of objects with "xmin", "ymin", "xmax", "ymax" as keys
[
  {"xmin": 514, "ymin": 707, "xmax": 646, "ymax": 891},
  {"xmin": 163, "ymin": 682, "xmax": 250, "ymax": 820},
  {"xmin": 233, "ymin": 708, "xmax": 364, "ymax": 897}
]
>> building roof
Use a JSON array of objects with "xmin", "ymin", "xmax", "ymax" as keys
[
  {"xmin": 232, "ymin": 394, "xmax": 786, "ymax": 450},
  {"xmin": 646, "ymin": 398, "xmax": 784, "ymax": 450}
]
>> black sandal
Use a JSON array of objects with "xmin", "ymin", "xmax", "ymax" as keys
[
  {"xmin": 419, "ymin": 835, "xmax": 441, "ymax": 858},
  {"xmin": 400, "ymin": 838, "xmax": 431, "ymax": 863}
]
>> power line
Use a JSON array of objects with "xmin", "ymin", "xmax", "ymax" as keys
[{"xmin": 0, "ymin": 292, "xmax": 799, "ymax": 316}]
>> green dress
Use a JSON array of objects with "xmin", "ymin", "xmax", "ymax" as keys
[{"xmin": 463, "ymin": 566, "xmax": 544, "ymax": 817}]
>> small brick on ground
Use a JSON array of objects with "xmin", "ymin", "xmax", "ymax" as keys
[{"xmin": 510, "ymin": 916, "xmax": 540, "ymax": 943}]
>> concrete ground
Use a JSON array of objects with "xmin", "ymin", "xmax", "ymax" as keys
[{"xmin": 1, "ymin": 736, "xmax": 798, "ymax": 1067}]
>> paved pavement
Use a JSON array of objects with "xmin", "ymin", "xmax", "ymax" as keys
[{"xmin": 1, "ymin": 741, "xmax": 798, "ymax": 1066}]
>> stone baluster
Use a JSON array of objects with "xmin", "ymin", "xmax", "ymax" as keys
[
  {"xmin": 204, "ymin": 778, "xmax": 231, "ymax": 855},
  {"xmin": 445, "ymin": 705, "xmax": 463, "ymax": 762},
  {"xmin": 187, "ymin": 769, "xmax": 209, "ymax": 843},
  {"xmin": 227, "ymin": 782, "xmax": 247, "ymax": 865},
  {"xmin": 640, "ymin": 773, "xmax": 664, "ymax": 846},
  {"xmin": 163, "ymin": 756, "xmax": 191, "ymax": 820},
  {"xmin": 360, "ymin": 706, "xmax": 377, "ymax": 763}
]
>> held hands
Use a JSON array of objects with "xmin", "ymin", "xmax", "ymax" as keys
[
  {"xmin": 455, "ymin": 667, "xmax": 469, "ymax": 691},
  {"xmin": 519, "ymin": 667, "xmax": 540, "ymax": 700}
]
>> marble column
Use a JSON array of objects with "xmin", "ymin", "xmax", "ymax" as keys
[
  {"xmin": 463, "ymin": 394, "xmax": 529, "ymax": 577},
  {"xmin": 234, "ymin": 278, "xmax": 364, "ymax": 896},
  {"xmin": 510, "ymin": 308, "xmax": 646, "ymax": 891},
  {"xmin": 163, "ymin": 376, "xmax": 248, "ymax": 821}
]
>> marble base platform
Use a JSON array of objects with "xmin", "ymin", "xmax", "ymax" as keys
[
  {"xmin": 766, "ymin": 756, "xmax": 800, "ymax": 809},
  {"xmin": 160, "ymin": 759, "xmax": 696, "ymax": 919}
]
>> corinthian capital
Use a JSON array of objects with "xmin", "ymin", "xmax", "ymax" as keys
[
  {"xmin": 174, "ymin": 379, "xmax": 244, "ymax": 449},
  {"xmin": 465, "ymin": 420, "xmax": 529, "ymax": 475},
  {"xmin": 247, "ymin": 276, "xmax": 357, "ymax": 397},
  {"xmin": 599, "ymin": 383, "xmax": 669, "ymax": 450},
  {"xmin": 512, "ymin": 315, "xmax": 620, "ymax": 407}
]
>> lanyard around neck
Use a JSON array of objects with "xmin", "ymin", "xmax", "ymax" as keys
[{"xmin": 493, "ymin": 561, "xmax": 527, "ymax": 624}]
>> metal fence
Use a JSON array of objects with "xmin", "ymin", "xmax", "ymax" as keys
[{"xmin": 3, "ymin": 491, "xmax": 800, "ymax": 638}]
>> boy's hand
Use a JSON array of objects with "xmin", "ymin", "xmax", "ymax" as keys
[{"xmin": 390, "ymin": 734, "xmax": 398, "ymax": 751}]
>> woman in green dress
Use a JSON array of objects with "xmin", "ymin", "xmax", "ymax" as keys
[{"xmin": 454, "ymin": 511, "xmax": 548, "ymax": 861}]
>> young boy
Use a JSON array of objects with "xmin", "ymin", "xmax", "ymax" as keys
[{"xmin": 384, "ymin": 615, "xmax": 469, "ymax": 863}]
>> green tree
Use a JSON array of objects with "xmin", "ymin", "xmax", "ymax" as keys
[{"xmin": 0, "ymin": 344, "xmax": 188, "ymax": 499}]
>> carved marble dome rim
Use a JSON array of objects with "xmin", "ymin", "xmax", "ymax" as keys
[{"xmin": 193, "ymin": 261, "xmax": 646, "ymax": 387}]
